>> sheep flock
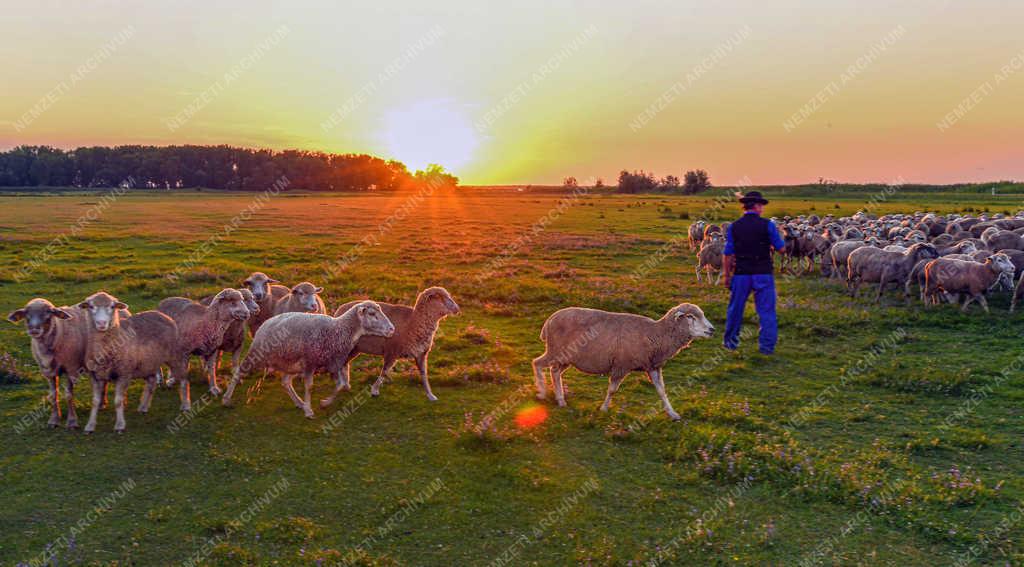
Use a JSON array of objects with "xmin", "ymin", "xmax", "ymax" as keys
[
  {"xmin": 690, "ymin": 210, "xmax": 1024, "ymax": 313},
  {"xmin": 12, "ymin": 208, "xmax": 1022, "ymax": 434}
]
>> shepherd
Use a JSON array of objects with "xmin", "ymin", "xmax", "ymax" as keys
[{"xmin": 721, "ymin": 190, "xmax": 786, "ymax": 354}]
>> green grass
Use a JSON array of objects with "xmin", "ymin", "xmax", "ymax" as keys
[{"xmin": 1, "ymin": 189, "xmax": 1023, "ymax": 566}]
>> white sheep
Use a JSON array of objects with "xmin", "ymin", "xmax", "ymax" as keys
[
  {"xmin": 221, "ymin": 301, "xmax": 395, "ymax": 418},
  {"xmin": 532, "ymin": 303, "xmax": 715, "ymax": 420}
]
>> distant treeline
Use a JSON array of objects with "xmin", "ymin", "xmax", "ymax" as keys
[{"xmin": 0, "ymin": 145, "xmax": 458, "ymax": 191}]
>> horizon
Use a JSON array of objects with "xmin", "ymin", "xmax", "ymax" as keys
[{"xmin": 2, "ymin": 1, "xmax": 1023, "ymax": 186}]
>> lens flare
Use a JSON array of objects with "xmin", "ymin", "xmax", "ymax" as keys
[{"xmin": 514, "ymin": 403, "xmax": 548, "ymax": 429}]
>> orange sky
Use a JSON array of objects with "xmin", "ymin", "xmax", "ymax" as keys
[{"xmin": 1, "ymin": 1, "xmax": 1022, "ymax": 185}]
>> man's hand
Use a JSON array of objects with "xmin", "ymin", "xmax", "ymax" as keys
[
  {"xmin": 721, "ymin": 254, "xmax": 734, "ymax": 289},
  {"xmin": 722, "ymin": 275, "xmax": 732, "ymax": 288}
]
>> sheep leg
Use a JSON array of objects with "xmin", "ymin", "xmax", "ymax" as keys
[
  {"xmin": 204, "ymin": 354, "xmax": 222, "ymax": 396},
  {"xmin": 177, "ymin": 376, "xmax": 191, "ymax": 412},
  {"xmin": 113, "ymin": 379, "xmax": 129, "ymax": 433},
  {"xmin": 694, "ymin": 264, "xmax": 702, "ymax": 282},
  {"xmin": 415, "ymin": 354, "xmax": 438, "ymax": 402},
  {"xmin": 874, "ymin": 270, "xmax": 889, "ymax": 303},
  {"xmin": 551, "ymin": 366, "xmax": 567, "ymax": 407},
  {"xmin": 138, "ymin": 375, "xmax": 158, "ymax": 413},
  {"xmin": 100, "ymin": 381, "xmax": 110, "ymax": 409},
  {"xmin": 221, "ymin": 362, "xmax": 247, "ymax": 406},
  {"xmin": 64, "ymin": 374, "xmax": 78, "ymax": 429},
  {"xmin": 300, "ymin": 372, "xmax": 315, "ymax": 418},
  {"xmin": 321, "ymin": 356, "xmax": 355, "ymax": 408},
  {"xmin": 230, "ymin": 348, "xmax": 242, "ymax": 373},
  {"xmin": 531, "ymin": 354, "xmax": 550, "ymax": 400},
  {"xmin": 600, "ymin": 373, "xmax": 626, "ymax": 412},
  {"xmin": 280, "ymin": 374, "xmax": 305, "ymax": 409},
  {"xmin": 649, "ymin": 369, "xmax": 681, "ymax": 421},
  {"xmin": 370, "ymin": 358, "xmax": 397, "ymax": 397},
  {"xmin": 45, "ymin": 375, "xmax": 61, "ymax": 427},
  {"xmin": 975, "ymin": 294, "xmax": 990, "ymax": 314},
  {"xmin": 84, "ymin": 379, "xmax": 103, "ymax": 434}
]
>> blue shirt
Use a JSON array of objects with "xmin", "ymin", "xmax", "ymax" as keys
[{"xmin": 723, "ymin": 211, "xmax": 786, "ymax": 256}]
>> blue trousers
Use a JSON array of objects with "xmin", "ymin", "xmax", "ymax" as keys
[{"xmin": 724, "ymin": 274, "xmax": 778, "ymax": 354}]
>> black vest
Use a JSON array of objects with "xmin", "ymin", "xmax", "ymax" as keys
[{"xmin": 731, "ymin": 214, "xmax": 774, "ymax": 275}]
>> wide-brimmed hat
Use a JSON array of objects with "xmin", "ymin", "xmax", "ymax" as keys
[{"xmin": 737, "ymin": 190, "xmax": 769, "ymax": 205}]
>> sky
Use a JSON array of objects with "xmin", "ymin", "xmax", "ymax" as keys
[{"xmin": 1, "ymin": 0, "xmax": 1022, "ymax": 186}]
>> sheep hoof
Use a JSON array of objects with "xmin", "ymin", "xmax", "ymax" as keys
[
  {"xmin": 427, "ymin": 394, "xmax": 438, "ymax": 402},
  {"xmin": 370, "ymin": 390, "xmax": 380, "ymax": 397},
  {"xmin": 66, "ymin": 420, "xmax": 78, "ymax": 429},
  {"xmin": 668, "ymin": 412, "xmax": 682, "ymax": 422},
  {"xmin": 536, "ymin": 393, "xmax": 547, "ymax": 401},
  {"xmin": 303, "ymin": 408, "xmax": 315, "ymax": 419},
  {"xmin": 556, "ymin": 399, "xmax": 567, "ymax": 407},
  {"xmin": 84, "ymin": 429, "xmax": 94, "ymax": 435},
  {"xmin": 221, "ymin": 398, "xmax": 233, "ymax": 407},
  {"xmin": 115, "ymin": 428, "xmax": 125, "ymax": 434},
  {"xmin": 319, "ymin": 399, "xmax": 333, "ymax": 409},
  {"xmin": 180, "ymin": 404, "xmax": 191, "ymax": 412},
  {"xmin": 48, "ymin": 422, "xmax": 60, "ymax": 429},
  {"xmin": 209, "ymin": 387, "xmax": 222, "ymax": 396}
]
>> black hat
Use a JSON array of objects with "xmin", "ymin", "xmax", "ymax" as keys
[{"xmin": 738, "ymin": 190, "xmax": 769, "ymax": 205}]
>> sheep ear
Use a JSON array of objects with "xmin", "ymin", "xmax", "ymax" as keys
[
  {"xmin": 7, "ymin": 309, "xmax": 26, "ymax": 323},
  {"xmin": 268, "ymin": 278, "xmax": 280, "ymax": 284},
  {"xmin": 50, "ymin": 307, "xmax": 73, "ymax": 319},
  {"xmin": 114, "ymin": 301, "xmax": 129, "ymax": 310},
  {"xmin": 78, "ymin": 301, "xmax": 92, "ymax": 310},
  {"xmin": 242, "ymin": 279, "xmax": 252, "ymax": 287},
  {"xmin": 314, "ymin": 287, "xmax": 323, "ymax": 294}
]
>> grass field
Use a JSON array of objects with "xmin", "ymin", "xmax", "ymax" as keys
[{"xmin": 2, "ymin": 188, "xmax": 1024, "ymax": 566}]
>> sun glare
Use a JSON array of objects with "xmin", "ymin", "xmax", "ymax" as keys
[{"xmin": 382, "ymin": 99, "xmax": 480, "ymax": 173}]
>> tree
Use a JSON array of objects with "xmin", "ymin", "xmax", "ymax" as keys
[
  {"xmin": 562, "ymin": 176, "xmax": 578, "ymax": 189},
  {"xmin": 660, "ymin": 175, "xmax": 680, "ymax": 190},
  {"xmin": 683, "ymin": 169, "xmax": 712, "ymax": 194},
  {"xmin": 414, "ymin": 163, "xmax": 458, "ymax": 189},
  {"xmin": 617, "ymin": 170, "xmax": 658, "ymax": 193}
]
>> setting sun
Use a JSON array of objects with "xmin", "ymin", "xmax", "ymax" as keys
[{"xmin": 381, "ymin": 99, "xmax": 480, "ymax": 173}]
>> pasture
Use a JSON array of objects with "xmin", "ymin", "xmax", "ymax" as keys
[{"xmin": 1, "ymin": 188, "xmax": 1023, "ymax": 566}]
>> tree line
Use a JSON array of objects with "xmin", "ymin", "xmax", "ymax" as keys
[
  {"xmin": 0, "ymin": 145, "xmax": 458, "ymax": 191},
  {"xmin": 562, "ymin": 169, "xmax": 712, "ymax": 194}
]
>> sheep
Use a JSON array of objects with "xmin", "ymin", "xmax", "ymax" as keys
[
  {"xmin": 272, "ymin": 282, "xmax": 327, "ymax": 316},
  {"xmin": 157, "ymin": 289, "xmax": 252, "ymax": 395},
  {"xmin": 242, "ymin": 272, "xmax": 290, "ymax": 334},
  {"xmin": 982, "ymin": 230, "xmax": 1024, "ymax": 251},
  {"xmin": 78, "ymin": 292, "xmax": 189, "ymax": 433},
  {"xmin": 330, "ymin": 287, "xmax": 459, "ymax": 405},
  {"xmin": 937, "ymin": 240, "xmax": 977, "ymax": 256},
  {"xmin": 199, "ymin": 288, "xmax": 261, "ymax": 384},
  {"xmin": 221, "ymin": 301, "xmax": 395, "ymax": 418},
  {"xmin": 531, "ymin": 303, "xmax": 714, "ymax": 420},
  {"xmin": 847, "ymin": 242, "xmax": 939, "ymax": 302},
  {"xmin": 924, "ymin": 253, "xmax": 1015, "ymax": 312},
  {"xmin": 696, "ymin": 236, "xmax": 725, "ymax": 283},
  {"xmin": 687, "ymin": 220, "xmax": 706, "ymax": 250},
  {"xmin": 829, "ymin": 238, "xmax": 879, "ymax": 280},
  {"xmin": 8, "ymin": 299, "xmax": 86, "ymax": 428}
]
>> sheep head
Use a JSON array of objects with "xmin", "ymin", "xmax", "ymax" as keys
[
  {"xmin": 78, "ymin": 292, "xmax": 128, "ymax": 332},
  {"xmin": 666, "ymin": 303, "xmax": 714, "ymax": 339},
  {"xmin": 243, "ymin": 272, "xmax": 279, "ymax": 301},
  {"xmin": 290, "ymin": 282, "xmax": 323, "ymax": 312},
  {"xmin": 238, "ymin": 288, "xmax": 261, "ymax": 316},
  {"xmin": 415, "ymin": 286, "xmax": 460, "ymax": 318},
  {"xmin": 210, "ymin": 288, "xmax": 252, "ymax": 321},
  {"xmin": 353, "ymin": 300, "xmax": 395, "ymax": 338},
  {"xmin": 7, "ymin": 298, "xmax": 72, "ymax": 338}
]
